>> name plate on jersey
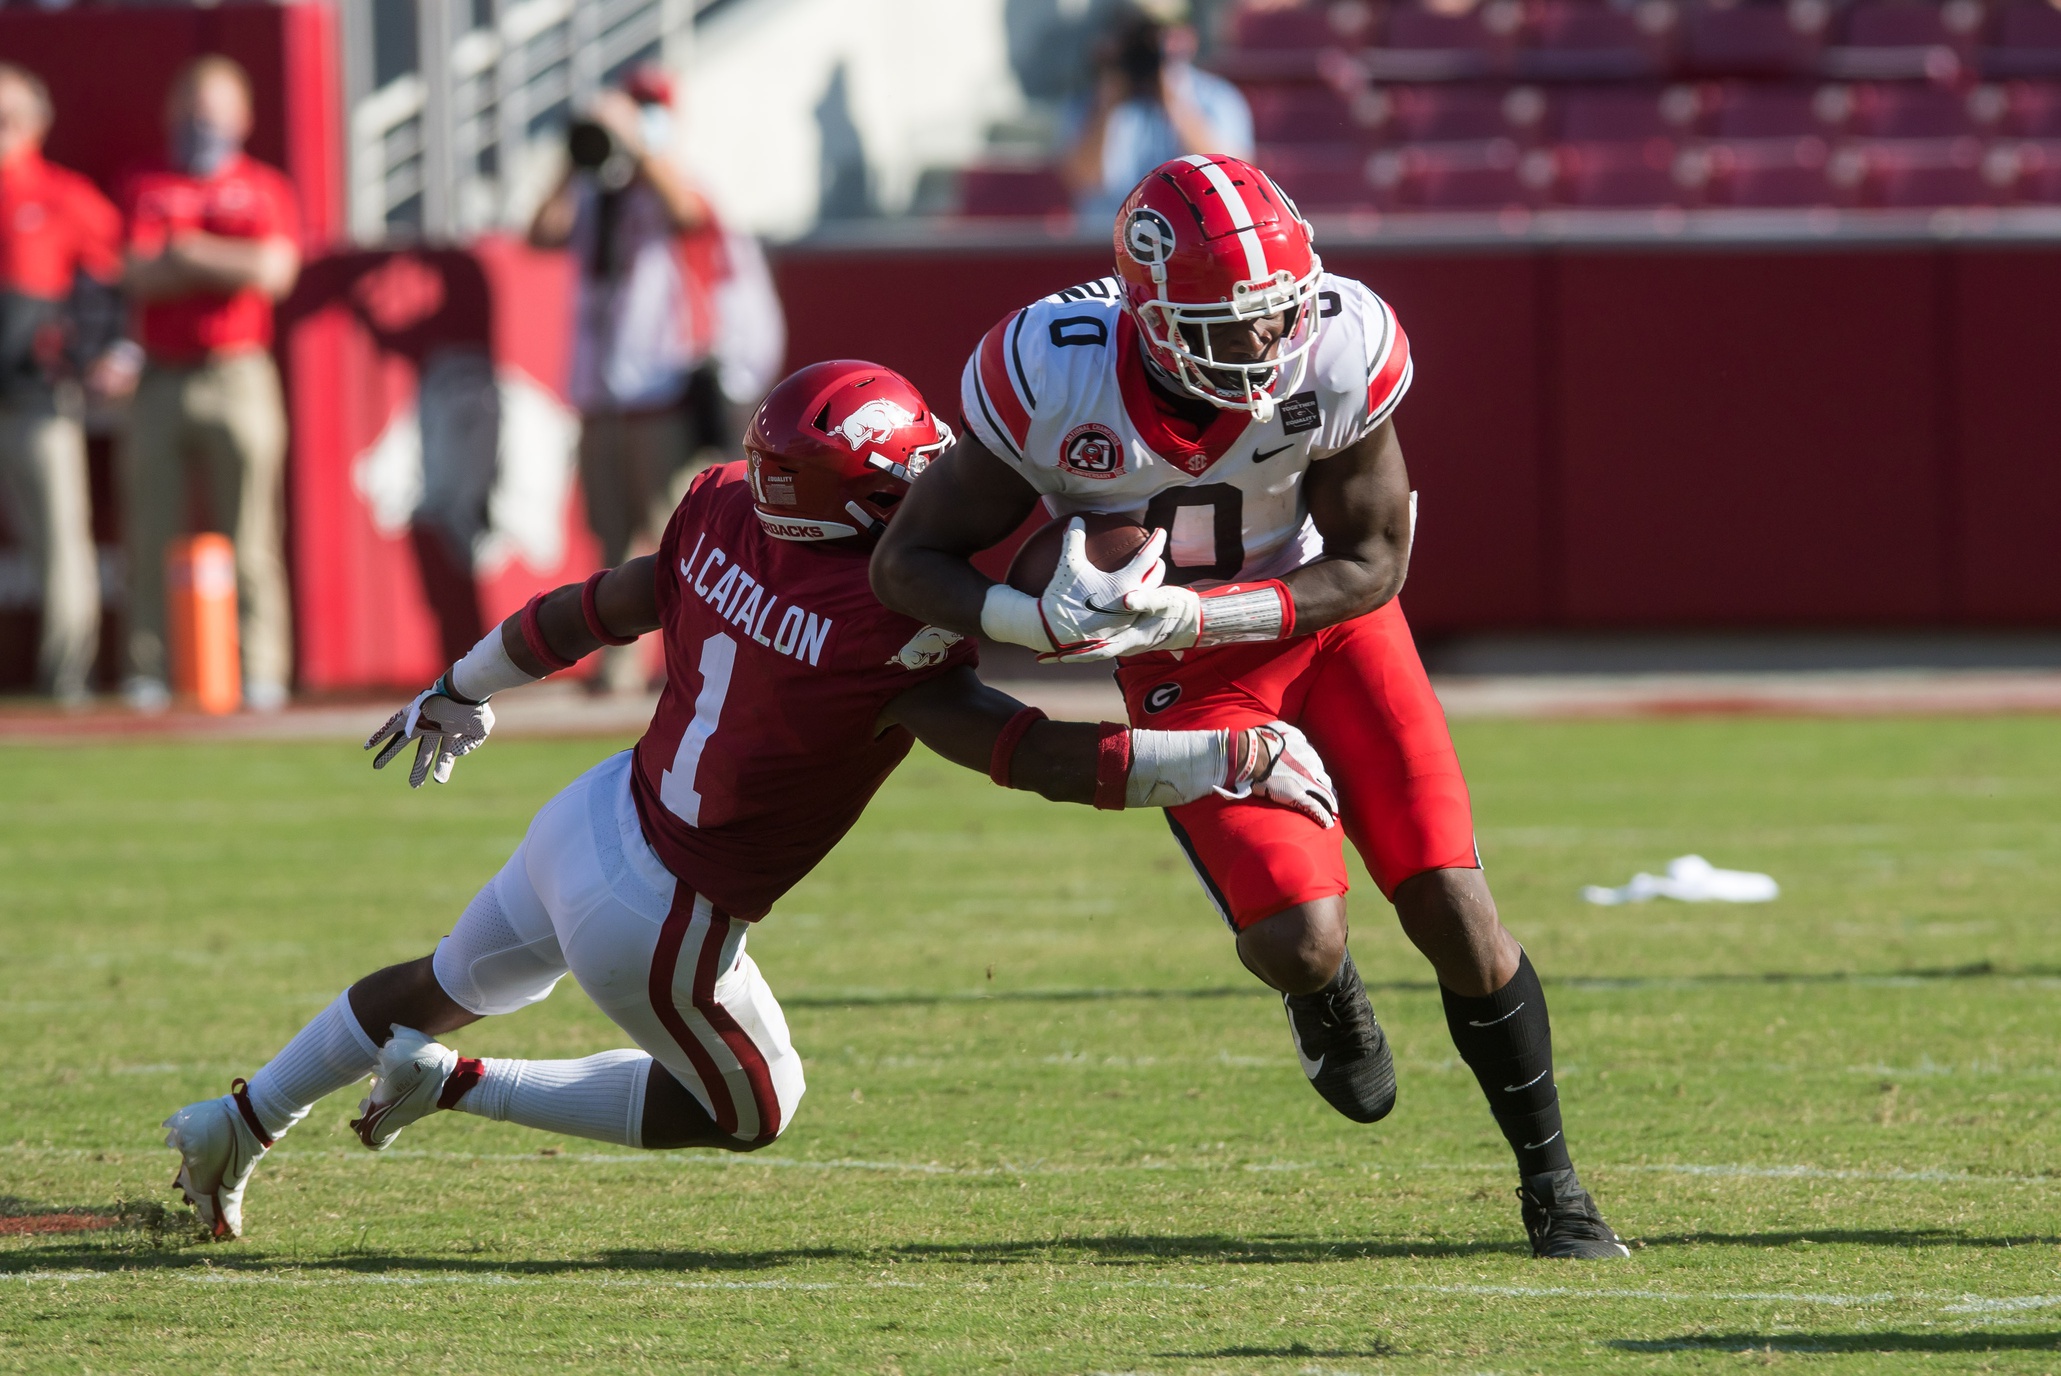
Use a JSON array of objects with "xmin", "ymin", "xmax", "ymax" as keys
[{"xmin": 1279, "ymin": 392, "xmax": 1321, "ymax": 435}]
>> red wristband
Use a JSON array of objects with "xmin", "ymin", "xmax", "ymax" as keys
[
  {"xmin": 989, "ymin": 706, "xmax": 1047, "ymax": 788},
  {"xmin": 581, "ymin": 571, "xmax": 638, "ymax": 646},
  {"xmin": 520, "ymin": 593, "xmax": 578, "ymax": 673},
  {"xmin": 1092, "ymin": 722, "xmax": 1132, "ymax": 811}
]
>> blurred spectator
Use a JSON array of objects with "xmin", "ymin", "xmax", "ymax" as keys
[
  {"xmin": 0, "ymin": 62, "xmax": 121, "ymax": 705},
  {"xmin": 115, "ymin": 56, "xmax": 300, "ymax": 713},
  {"xmin": 1060, "ymin": 1, "xmax": 1255, "ymax": 223},
  {"xmin": 529, "ymin": 66, "xmax": 732, "ymax": 695}
]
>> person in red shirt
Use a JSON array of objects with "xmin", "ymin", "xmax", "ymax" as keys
[
  {"xmin": 0, "ymin": 62, "xmax": 123, "ymax": 702},
  {"xmin": 159, "ymin": 361, "xmax": 1340, "ymax": 1239},
  {"xmin": 115, "ymin": 55, "xmax": 301, "ymax": 712}
]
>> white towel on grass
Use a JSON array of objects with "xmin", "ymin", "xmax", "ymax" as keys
[{"xmin": 1582, "ymin": 855, "xmax": 1779, "ymax": 906}]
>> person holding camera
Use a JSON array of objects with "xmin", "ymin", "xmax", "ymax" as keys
[
  {"xmin": 529, "ymin": 66, "xmax": 727, "ymax": 695},
  {"xmin": 1058, "ymin": 1, "xmax": 1254, "ymax": 224}
]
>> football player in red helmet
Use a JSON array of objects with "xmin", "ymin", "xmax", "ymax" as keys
[
  {"xmin": 160, "ymin": 359, "xmax": 1340, "ymax": 1240},
  {"xmin": 873, "ymin": 157, "xmax": 1627, "ymax": 1258}
]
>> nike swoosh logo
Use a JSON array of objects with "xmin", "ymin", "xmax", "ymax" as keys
[
  {"xmin": 1468, "ymin": 1000, "xmax": 1526, "ymax": 1028},
  {"xmin": 1286, "ymin": 1011, "xmax": 1323, "ymax": 1078},
  {"xmin": 1253, "ymin": 444, "xmax": 1293, "ymax": 464},
  {"xmin": 1504, "ymin": 1067, "xmax": 1550, "ymax": 1093}
]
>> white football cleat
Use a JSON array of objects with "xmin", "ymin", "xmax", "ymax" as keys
[
  {"xmin": 352, "ymin": 1026, "xmax": 476, "ymax": 1151},
  {"xmin": 163, "ymin": 1081, "xmax": 272, "ymax": 1240}
]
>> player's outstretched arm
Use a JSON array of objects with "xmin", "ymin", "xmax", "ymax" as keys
[
  {"xmin": 879, "ymin": 668, "xmax": 1339, "ymax": 825},
  {"xmin": 364, "ymin": 558, "xmax": 662, "ymax": 787}
]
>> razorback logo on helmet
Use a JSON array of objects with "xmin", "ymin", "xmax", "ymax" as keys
[
  {"xmin": 834, "ymin": 398, "xmax": 918, "ymax": 451},
  {"xmin": 1122, "ymin": 207, "xmax": 1177, "ymax": 267},
  {"xmin": 1060, "ymin": 423, "xmax": 1125, "ymax": 479}
]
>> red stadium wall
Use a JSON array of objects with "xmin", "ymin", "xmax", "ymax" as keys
[{"xmin": 771, "ymin": 239, "xmax": 2061, "ymax": 638}]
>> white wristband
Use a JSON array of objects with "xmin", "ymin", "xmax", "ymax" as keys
[
  {"xmin": 449, "ymin": 628, "xmax": 537, "ymax": 702},
  {"xmin": 980, "ymin": 583, "xmax": 1051, "ymax": 652},
  {"xmin": 1126, "ymin": 727, "xmax": 1231, "ymax": 808}
]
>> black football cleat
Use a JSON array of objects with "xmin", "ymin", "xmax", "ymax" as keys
[
  {"xmin": 1519, "ymin": 1168, "xmax": 1631, "ymax": 1259},
  {"xmin": 1282, "ymin": 951, "xmax": 1397, "ymax": 1123}
]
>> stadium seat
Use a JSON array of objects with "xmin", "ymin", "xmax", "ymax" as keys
[
  {"xmin": 1707, "ymin": 80, "xmax": 1846, "ymax": 137},
  {"xmin": 2004, "ymin": 79, "xmax": 2061, "ymax": 133},
  {"xmin": 1257, "ymin": 143, "xmax": 1386, "ymax": 210},
  {"xmin": 1846, "ymin": 82, "xmax": 2002, "ymax": 137},
  {"xmin": 1246, "ymin": 82, "xmax": 1366, "ymax": 142},
  {"xmin": 1388, "ymin": 83, "xmax": 1550, "ymax": 142},
  {"xmin": 1701, "ymin": 135, "xmax": 1836, "ymax": 204},
  {"xmin": 1375, "ymin": 139, "xmax": 1545, "ymax": 206},
  {"xmin": 1555, "ymin": 84, "xmax": 1700, "ymax": 141},
  {"xmin": 1220, "ymin": 1, "xmax": 1379, "ymax": 79},
  {"xmin": 1518, "ymin": 0, "xmax": 1679, "ymax": 81},
  {"xmin": 957, "ymin": 166, "xmax": 1072, "ymax": 219},
  {"xmin": 1824, "ymin": 0, "xmax": 1980, "ymax": 80},
  {"xmin": 1983, "ymin": 0, "xmax": 2061, "ymax": 76},
  {"xmin": 2007, "ymin": 138, "xmax": 2061, "ymax": 198},
  {"xmin": 1551, "ymin": 139, "xmax": 1697, "ymax": 204},
  {"xmin": 1851, "ymin": 137, "xmax": 1997, "ymax": 204},
  {"xmin": 1680, "ymin": 1, "xmax": 1828, "ymax": 79},
  {"xmin": 1366, "ymin": 0, "xmax": 1525, "ymax": 80}
]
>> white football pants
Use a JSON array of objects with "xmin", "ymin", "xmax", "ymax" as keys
[{"xmin": 431, "ymin": 752, "xmax": 805, "ymax": 1145}]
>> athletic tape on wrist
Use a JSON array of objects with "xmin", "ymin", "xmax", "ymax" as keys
[
  {"xmin": 520, "ymin": 593, "xmax": 578, "ymax": 673},
  {"xmin": 989, "ymin": 706, "xmax": 1048, "ymax": 788},
  {"xmin": 580, "ymin": 571, "xmax": 639, "ymax": 646},
  {"xmin": 432, "ymin": 669, "xmax": 483, "ymax": 707},
  {"xmin": 1196, "ymin": 579, "xmax": 1295, "ymax": 647},
  {"xmin": 1093, "ymin": 722, "xmax": 1132, "ymax": 811}
]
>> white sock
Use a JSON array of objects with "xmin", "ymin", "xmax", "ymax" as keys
[
  {"xmin": 452, "ymin": 1050, "xmax": 652, "ymax": 1148},
  {"xmin": 243, "ymin": 992, "xmax": 382, "ymax": 1138}
]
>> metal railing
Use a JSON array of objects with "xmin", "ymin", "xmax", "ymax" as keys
[{"xmin": 340, "ymin": 0, "xmax": 703, "ymax": 243}]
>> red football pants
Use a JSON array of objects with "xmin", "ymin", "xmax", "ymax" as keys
[{"xmin": 1117, "ymin": 599, "xmax": 1476, "ymax": 930}]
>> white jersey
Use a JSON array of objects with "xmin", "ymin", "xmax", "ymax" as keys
[{"xmin": 961, "ymin": 273, "xmax": 1411, "ymax": 585}]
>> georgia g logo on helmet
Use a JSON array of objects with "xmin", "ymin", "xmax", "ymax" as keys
[
  {"xmin": 835, "ymin": 398, "xmax": 918, "ymax": 451},
  {"xmin": 1123, "ymin": 207, "xmax": 1178, "ymax": 269}
]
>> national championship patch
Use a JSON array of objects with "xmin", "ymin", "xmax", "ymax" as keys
[
  {"xmin": 1059, "ymin": 423, "xmax": 1125, "ymax": 479},
  {"xmin": 1279, "ymin": 392, "xmax": 1321, "ymax": 435}
]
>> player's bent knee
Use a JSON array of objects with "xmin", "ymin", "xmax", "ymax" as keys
[{"xmin": 1236, "ymin": 898, "xmax": 1349, "ymax": 995}]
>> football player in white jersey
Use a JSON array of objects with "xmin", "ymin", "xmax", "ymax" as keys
[{"xmin": 873, "ymin": 154, "xmax": 1627, "ymax": 1258}]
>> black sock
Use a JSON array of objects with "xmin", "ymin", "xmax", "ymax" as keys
[{"xmin": 1440, "ymin": 950, "xmax": 1572, "ymax": 1178}]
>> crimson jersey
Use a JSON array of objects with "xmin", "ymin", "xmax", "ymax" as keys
[{"xmin": 630, "ymin": 464, "xmax": 976, "ymax": 920}]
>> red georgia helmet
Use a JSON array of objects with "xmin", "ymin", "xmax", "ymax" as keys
[
  {"xmin": 1112, "ymin": 155, "xmax": 1323, "ymax": 424},
  {"xmin": 744, "ymin": 360, "xmax": 954, "ymax": 543}
]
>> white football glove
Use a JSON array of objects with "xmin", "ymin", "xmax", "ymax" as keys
[
  {"xmin": 1037, "ymin": 520, "xmax": 1170, "ymax": 663},
  {"xmin": 365, "ymin": 678, "xmax": 496, "ymax": 788},
  {"xmin": 1114, "ymin": 583, "xmax": 1203, "ymax": 655},
  {"xmin": 1225, "ymin": 720, "xmax": 1339, "ymax": 828}
]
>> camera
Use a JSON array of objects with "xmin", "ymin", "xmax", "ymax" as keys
[{"xmin": 567, "ymin": 118, "xmax": 636, "ymax": 189}]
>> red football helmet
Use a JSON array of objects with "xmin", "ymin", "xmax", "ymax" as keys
[
  {"xmin": 744, "ymin": 359, "xmax": 954, "ymax": 542},
  {"xmin": 1112, "ymin": 155, "xmax": 1323, "ymax": 423}
]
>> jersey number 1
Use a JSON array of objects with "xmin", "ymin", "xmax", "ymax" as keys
[{"xmin": 660, "ymin": 632, "xmax": 736, "ymax": 827}]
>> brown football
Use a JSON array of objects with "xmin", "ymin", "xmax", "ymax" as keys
[{"xmin": 1004, "ymin": 512, "xmax": 1154, "ymax": 596}]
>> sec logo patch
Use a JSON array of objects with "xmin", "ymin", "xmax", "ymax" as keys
[
  {"xmin": 1060, "ymin": 423, "xmax": 1124, "ymax": 479},
  {"xmin": 1143, "ymin": 682, "xmax": 1181, "ymax": 714}
]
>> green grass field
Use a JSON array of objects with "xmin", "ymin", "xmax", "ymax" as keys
[{"xmin": 4, "ymin": 716, "xmax": 2061, "ymax": 1373}]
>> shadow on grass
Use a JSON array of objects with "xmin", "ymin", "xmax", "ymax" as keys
[
  {"xmin": 0, "ymin": 1230, "xmax": 1519, "ymax": 1276},
  {"xmin": 1614, "ymin": 1333, "xmax": 2061, "ymax": 1354},
  {"xmin": 780, "ymin": 962, "xmax": 2061, "ymax": 1009},
  {"xmin": 1159, "ymin": 1345, "xmax": 1400, "ymax": 1360},
  {"xmin": 1642, "ymin": 1229, "xmax": 2061, "ymax": 1250}
]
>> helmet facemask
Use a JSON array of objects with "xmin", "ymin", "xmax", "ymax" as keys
[{"xmin": 1130, "ymin": 258, "xmax": 1323, "ymax": 425}]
